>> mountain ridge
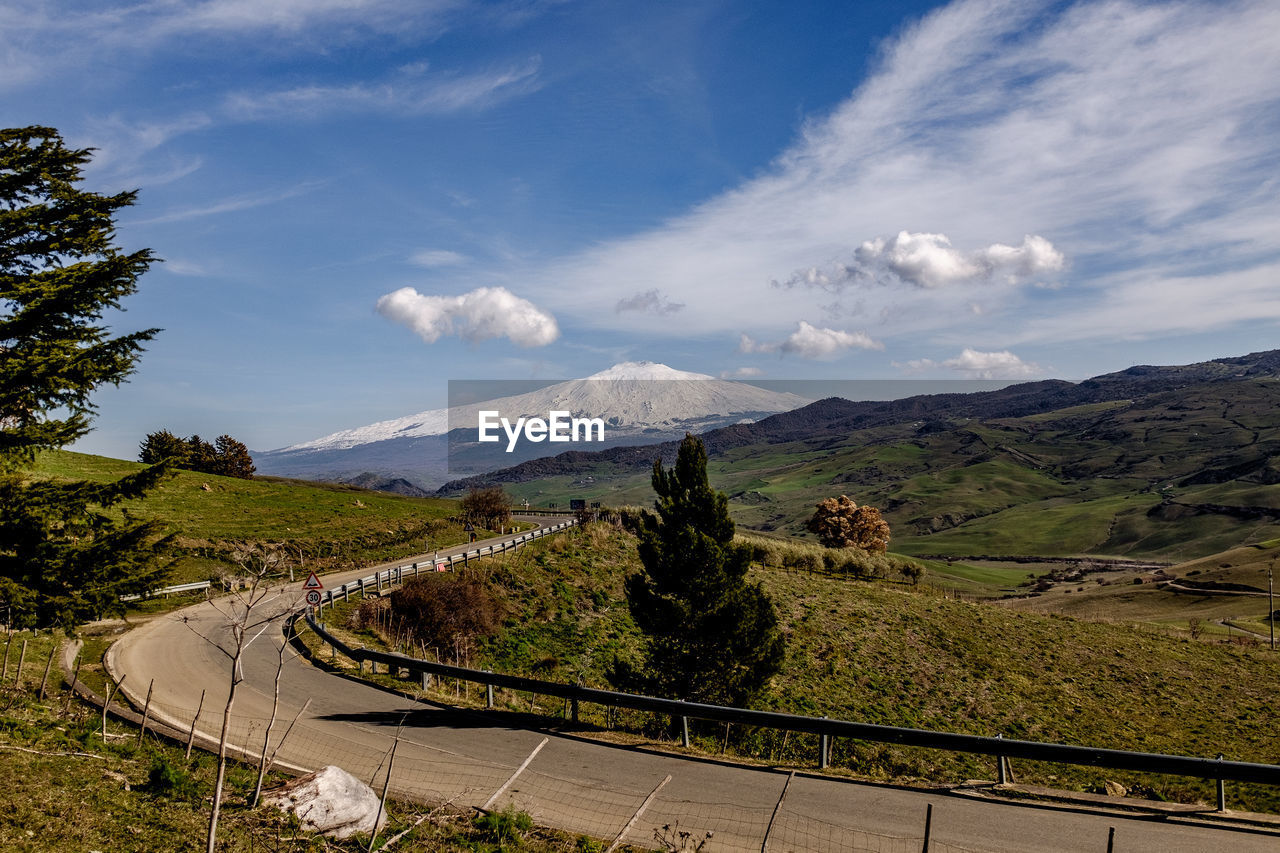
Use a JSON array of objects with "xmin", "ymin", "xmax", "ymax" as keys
[
  {"xmin": 436, "ymin": 350, "xmax": 1280, "ymax": 562},
  {"xmin": 254, "ymin": 361, "xmax": 811, "ymax": 486}
]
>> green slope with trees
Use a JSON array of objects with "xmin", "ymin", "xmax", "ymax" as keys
[
  {"xmin": 29, "ymin": 449, "xmax": 474, "ymax": 586},
  {"xmin": 490, "ymin": 369, "xmax": 1280, "ymax": 563}
]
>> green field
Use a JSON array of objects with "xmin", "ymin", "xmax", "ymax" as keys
[{"xmin": 1005, "ymin": 541, "xmax": 1279, "ymax": 631}]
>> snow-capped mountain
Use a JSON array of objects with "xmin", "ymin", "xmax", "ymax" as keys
[{"xmin": 255, "ymin": 362, "xmax": 810, "ymax": 488}]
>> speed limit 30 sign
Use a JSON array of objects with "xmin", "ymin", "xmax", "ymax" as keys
[{"xmin": 305, "ymin": 589, "xmax": 322, "ymax": 607}]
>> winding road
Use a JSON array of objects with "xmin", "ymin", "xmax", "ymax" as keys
[{"xmin": 107, "ymin": 524, "xmax": 1280, "ymax": 852}]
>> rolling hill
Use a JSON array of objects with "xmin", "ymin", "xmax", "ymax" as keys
[{"xmin": 442, "ymin": 350, "xmax": 1280, "ymax": 562}]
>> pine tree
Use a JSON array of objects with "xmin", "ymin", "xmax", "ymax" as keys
[
  {"xmin": 212, "ymin": 434, "xmax": 255, "ymax": 479},
  {"xmin": 1, "ymin": 126, "xmax": 171, "ymax": 630},
  {"xmin": 616, "ymin": 434, "xmax": 785, "ymax": 707},
  {"xmin": 139, "ymin": 428, "xmax": 189, "ymax": 465}
]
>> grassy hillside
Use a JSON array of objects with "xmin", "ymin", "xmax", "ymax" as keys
[
  {"xmin": 30, "ymin": 450, "xmax": 473, "ymax": 585},
  {"xmin": 0, "ymin": 633, "xmax": 603, "ymax": 852},
  {"xmin": 340, "ymin": 522, "xmax": 1280, "ymax": 811}
]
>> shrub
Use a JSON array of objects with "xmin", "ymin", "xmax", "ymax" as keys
[
  {"xmin": 805, "ymin": 495, "xmax": 890, "ymax": 552},
  {"xmin": 389, "ymin": 572, "xmax": 503, "ymax": 660},
  {"xmin": 146, "ymin": 756, "xmax": 199, "ymax": 800},
  {"xmin": 473, "ymin": 805, "xmax": 534, "ymax": 848}
]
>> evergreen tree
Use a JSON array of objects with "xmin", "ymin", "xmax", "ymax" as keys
[
  {"xmin": 616, "ymin": 434, "xmax": 784, "ymax": 707},
  {"xmin": 186, "ymin": 434, "xmax": 216, "ymax": 473},
  {"xmin": 139, "ymin": 429, "xmax": 255, "ymax": 479},
  {"xmin": 1, "ymin": 126, "xmax": 170, "ymax": 630},
  {"xmin": 139, "ymin": 428, "xmax": 188, "ymax": 465},
  {"xmin": 212, "ymin": 434, "xmax": 255, "ymax": 479}
]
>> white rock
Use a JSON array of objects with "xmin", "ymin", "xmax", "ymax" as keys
[{"xmin": 262, "ymin": 765, "xmax": 387, "ymax": 840}]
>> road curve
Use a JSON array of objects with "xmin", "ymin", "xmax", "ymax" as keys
[{"xmin": 109, "ymin": 524, "xmax": 1280, "ymax": 852}]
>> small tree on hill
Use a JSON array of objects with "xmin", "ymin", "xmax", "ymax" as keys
[
  {"xmin": 1, "ymin": 126, "xmax": 171, "ymax": 630},
  {"xmin": 460, "ymin": 485, "xmax": 511, "ymax": 530},
  {"xmin": 614, "ymin": 434, "xmax": 784, "ymax": 707},
  {"xmin": 212, "ymin": 434, "xmax": 255, "ymax": 478},
  {"xmin": 186, "ymin": 434, "xmax": 217, "ymax": 473},
  {"xmin": 139, "ymin": 428, "xmax": 188, "ymax": 465},
  {"xmin": 138, "ymin": 430, "xmax": 255, "ymax": 479},
  {"xmin": 806, "ymin": 495, "xmax": 891, "ymax": 553}
]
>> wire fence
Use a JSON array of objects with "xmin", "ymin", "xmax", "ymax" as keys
[{"xmin": 77, "ymin": 663, "xmax": 1018, "ymax": 853}]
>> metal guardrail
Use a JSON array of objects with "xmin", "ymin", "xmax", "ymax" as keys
[
  {"xmin": 302, "ymin": 608, "xmax": 1280, "ymax": 787},
  {"xmin": 306, "ymin": 519, "xmax": 578, "ymax": 602},
  {"xmin": 298, "ymin": 519, "xmax": 1280, "ymax": 792},
  {"xmin": 120, "ymin": 580, "xmax": 212, "ymax": 602},
  {"xmin": 118, "ymin": 517, "xmax": 565, "ymax": 603}
]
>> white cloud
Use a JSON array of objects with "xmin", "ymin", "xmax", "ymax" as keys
[
  {"xmin": 616, "ymin": 289, "xmax": 684, "ymax": 316},
  {"xmin": 131, "ymin": 182, "xmax": 321, "ymax": 225},
  {"xmin": 376, "ymin": 286, "xmax": 559, "ymax": 347},
  {"xmin": 898, "ymin": 348, "xmax": 1042, "ymax": 378},
  {"xmin": 740, "ymin": 321, "xmax": 883, "ymax": 360},
  {"xmin": 719, "ymin": 367, "xmax": 764, "ymax": 379},
  {"xmin": 409, "ymin": 249, "xmax": 467, "ymax": 268},
  {"xmin": 0, "ymin": 0, "xmax": 464, "ymax": 89},
  {"xmin": 514, "ymin": 0, "xmax": 1280, "ymax": 349},
  {"xmin": 75, "ymin": 113, "xmax": 213, "ymax": 185},
  {"xmin": 224, "ymin": 59, "xmax": 541, "ymax": 120},
  {"xmin": 144, "ymin": 0, "xmax": 458, "ymax": 38},
  {"xmin": 774, "ymin": 231, "xmax": 1063, "ymax": 291},
  {"xmin": 864, "ymin": 232, "xmax": 1063, "ymax": 288}
]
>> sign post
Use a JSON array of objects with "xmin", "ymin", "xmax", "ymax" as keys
[{"xmin": 302, "ymin": 571, "xmax": 324, "ymax": 609}]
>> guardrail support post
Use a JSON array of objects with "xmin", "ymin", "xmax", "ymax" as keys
[
  {"xmin": 571, "ymin": 697, "xmax": 579, "ymax": 724},
  {"xmin": 820, "ymin": 730, "xmax": 830, "ymax": 770},
  {"xmin": 486, "ymin": 678, "xmax": 494, "ymax": 709},
  {"xmin": 421, "ymin": 670, "xmax": 430, "ymax": 691},
  {"xmin": 996, "ymin": 733, "xmax": 1007, "ymax": 785},
  {"xmin": 1217, "ymin": 754, "xmax": 1227, "ymax": 811},
  {"xmin": 681, "ymin": 716, "xmax": 690, "ymax": 748}
]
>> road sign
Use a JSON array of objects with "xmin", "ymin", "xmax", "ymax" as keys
[
  {"xmin": 305, "ymin": 589, "xmax": 322, "ymax": 607},
  {"xmin": 302, "ymin": 571, "xmax": 324, "ymax": 591}
]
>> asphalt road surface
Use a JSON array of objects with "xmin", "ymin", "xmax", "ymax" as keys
[{"xmin": 109, "ymin": 524, "xmax": 1280, "ymax": 852}]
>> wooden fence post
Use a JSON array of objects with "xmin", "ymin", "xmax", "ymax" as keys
[
  {"xmin": 187, "ymin": 689, "xmax": 206, "ymax": 759},
  {"xmin": 14, "ymin": 638, "xmax": 27, "ymax": 686},
  {"xmin": 38, "ymin": 641, "xmax": 58, "ymax": 700},
  {"xmin": 137, "ymin": 679, "xmax": 154, "ymax": 746}
]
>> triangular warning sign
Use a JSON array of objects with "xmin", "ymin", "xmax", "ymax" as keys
[{"xmin": 302, "ymin": 571, "xmax": 324, "ymax": 590}]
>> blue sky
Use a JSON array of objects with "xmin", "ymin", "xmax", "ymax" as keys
[{"xmin": 5, "ymin": 0, "xmax": 1279, "ymax": 458}]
